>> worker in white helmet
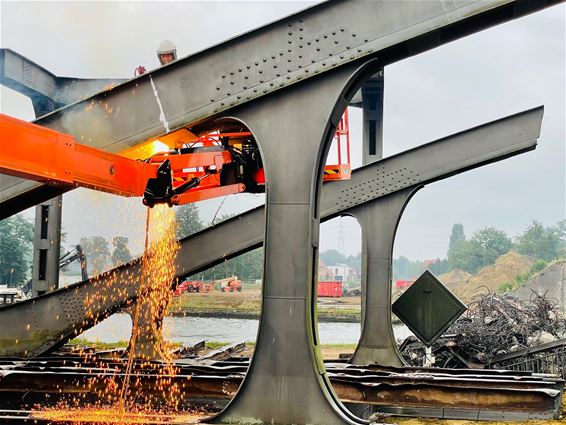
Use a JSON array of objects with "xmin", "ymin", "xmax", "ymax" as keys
[
  {"xmin": 134, "ymin": 40, "xmax": 177, "ymax": 76},
  {"xmin": 157, "ymin": 40, "xmax": 177, "ymax": 65}
]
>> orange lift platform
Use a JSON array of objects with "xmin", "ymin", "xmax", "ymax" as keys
[
  {"xmin": 324, "ymin": 109, "xmax": 351, "ymax": 181},
  {"xmin": 0, "ymin": 111, "xmax": 351, "ymax": 207}
]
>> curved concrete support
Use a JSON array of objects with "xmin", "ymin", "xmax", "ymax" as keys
[
  {"xmin": 214, "ymin": 60, "xmax": 372, "ymax": 425},
  {"xmin": 349, "ymin": 188, "xmax": 420, "ymax": 366},
  {"xmin": 352, "ymin": 68, "xmax": 405, "ymax": 367},
  {"xmin": 359, "ymin": 70, "xmax": 384, "ymax": 333}
]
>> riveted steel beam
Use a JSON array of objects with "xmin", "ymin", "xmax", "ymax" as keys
[
  {"xmin": 320, "ymin": 106, "xmax": 542, "ymax": 219},
  {"xmin": 0, "ymin": 0, "xmax": 559, "ymax": 217},
  {"xmin": 0, "ymin": 106, "xmax": 542, "ymax": 359}
]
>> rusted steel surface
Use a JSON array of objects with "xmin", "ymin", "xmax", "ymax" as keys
[
  {"xmin": 0, "ymin": 355, "xmax": 562, "ymax": 420},
  {"xmin": 0, "ymin": 368, "xmax": 560, "ymax": 411},
  {"xmin": 171, "ymin": 340, "xmax": 206, "ymax": 357},
  {"xmin": 199, "ymin": 342, "xmax": 247, "ymax": 361},
  {"xmin": 331, "ymin": 379, "xmax": 559, "ymax": 411}
]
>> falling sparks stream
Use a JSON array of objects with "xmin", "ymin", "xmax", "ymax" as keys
[
  {"xmin": 117, "ymin": 209, "xmax": 152, "ymax": 415},
  {"xmin": 33, "ymin": 205, "xmax": 200, "ymax": 424},
  {"xmin": 118, "ymin": 205, "xmax": 181, "ymax": 414}
]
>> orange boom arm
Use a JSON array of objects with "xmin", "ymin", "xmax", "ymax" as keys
[
  {"xmin": 0, "ymin": 114, "xmax": 245, "ymax": 206},
  {"xmin": 1, "ymin": 109, "xmax": 351, "ymax": 207},
  {"xmin": 0, "ymin": 114, "xmax": 157, "ymax": 197}
]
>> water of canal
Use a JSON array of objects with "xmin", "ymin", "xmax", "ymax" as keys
[{"xmin": 81, "ymin": 313, "xmax": 412, "ymax": 346}]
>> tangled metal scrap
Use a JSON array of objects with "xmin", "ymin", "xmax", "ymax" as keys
[{"xmin": 399, "ymin": 290, "xmax": 566, "ymax": 371}]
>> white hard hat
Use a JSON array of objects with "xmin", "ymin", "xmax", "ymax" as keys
[{"xmin": 157, "ymin": 40, "xmax": 177, "ymax": 64}]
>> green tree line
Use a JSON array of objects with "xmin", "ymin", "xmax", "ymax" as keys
[
  {"xmin": 391, "ymin": 220, "xmax": 565, "ymax": 280},
  {"xmin": 447, "ymin": 220, "xmax": 564, "ymax": 274},
  {"xmin": 2, "ymin": 201, "xmax": 563, "ymax": 287},
  {"xmin": 319, "ymin": 249, "xmax": 361, "ymax": 270},
  {"xmin": 0, "ymin": 215, "xmax": 33, "ymax": 286}
]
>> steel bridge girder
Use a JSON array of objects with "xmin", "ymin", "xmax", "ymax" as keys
[{"xmin": 0, "ymin": 0, "xmax": 559, "ymax": 217}]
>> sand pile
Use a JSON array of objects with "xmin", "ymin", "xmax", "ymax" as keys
[
  {"xmin": 439, "ymin": 269, "xmax": 471, "ymax": 288},
  {"xmin": 452, "ymin": 251, "xmax": 535, "ymax": 303}
]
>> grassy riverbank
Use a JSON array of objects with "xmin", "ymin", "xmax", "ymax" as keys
[{"xmin": 167, "ymin": 291, "xmax": 362, "ymax": 322}]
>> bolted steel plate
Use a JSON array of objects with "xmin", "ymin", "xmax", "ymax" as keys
[{"xmin": 392, "ymin": 270, "xmax": 467, "ymax": 347}]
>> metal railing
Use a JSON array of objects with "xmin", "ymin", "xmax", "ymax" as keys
[{"xmin": 489, "ymin": 339, "xmax": 566, "ymax": 378}]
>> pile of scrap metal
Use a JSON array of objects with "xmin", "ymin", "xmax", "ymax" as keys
[{"xmin": 399, "ymin": 291, "xmax": 566, "ymax": 375}]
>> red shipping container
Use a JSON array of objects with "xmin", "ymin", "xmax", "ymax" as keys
[
  {"xmin": 396, "ymin": 279, "xmax": 415, "ymax": 290},
  {"xmin": 318, "ymin": 281, "xmax": 343, "ymax": 297}
]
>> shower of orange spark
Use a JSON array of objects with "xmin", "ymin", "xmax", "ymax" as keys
[{"xmin": 36, "ymin": 203, "xmax": 186, "ymax": 421}]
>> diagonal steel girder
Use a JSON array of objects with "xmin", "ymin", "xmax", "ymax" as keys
[
  {"xmin": 0, "ymin": 0, "xmax": 559, "ymax": 218},
  {"xmin": 0, "ymin": 49, "xmax": 126, "ymax": 217},
  {"xmin": 0, "ymin": 106, "xmax": 542, "ymax": 358},
  {"xmin": 0, "ymin": 48, "xmax": 126, "ymax": 116}
]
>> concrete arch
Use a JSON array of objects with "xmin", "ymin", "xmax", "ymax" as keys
[
  {"xmin": 348, "ymin": 186, "xmax": 422, "ymax": 367},
  {"xmin": 211, "ymin": 58, "xmax": 382, "ymax": 425}
]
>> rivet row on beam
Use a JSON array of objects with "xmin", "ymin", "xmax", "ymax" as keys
[{"xmin": 209, "ymin": 20, "xmax": 376, "ymax": 112}]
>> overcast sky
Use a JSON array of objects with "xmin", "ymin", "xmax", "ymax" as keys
[{"xmin": 1, "ymin": 1, "xmax": 564, "ymax": 261}]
